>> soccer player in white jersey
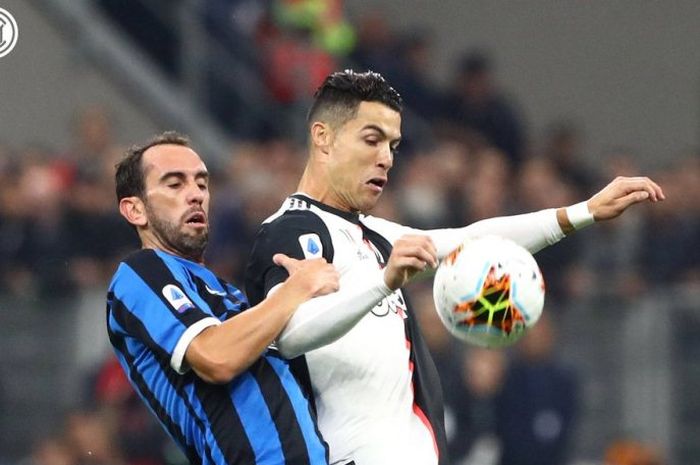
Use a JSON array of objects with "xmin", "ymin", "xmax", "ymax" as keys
[{"xmin": 244, "ymin": 70, "xmax": 665, "ymax": 465}]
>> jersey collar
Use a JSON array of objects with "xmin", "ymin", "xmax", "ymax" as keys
[{"xmin": 291, "ymin": 193, "xmax": 362, "ymax": 225}]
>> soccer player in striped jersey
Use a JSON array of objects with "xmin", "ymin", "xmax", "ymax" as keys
[
  {"xmin": 244, "ymin": 70, "xmax": 665, "ymax": 465},
  {"xmin": 106, "ymin": 132, "xmax": 342, "ymax": 465}
]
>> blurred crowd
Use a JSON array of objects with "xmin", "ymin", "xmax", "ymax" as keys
[{"xmin": 2, "ymin": 1, "xmax": 699, "ymax": 465}]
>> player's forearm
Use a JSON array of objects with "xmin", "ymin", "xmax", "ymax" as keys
[
  {"xmin": 275, "ymin": 268, "xmax": 392, "ymax": 359},
  {"xmin": 187, "ymin": 283, "xmax": 313, "ymax": 383},
  {"xmin": 425, "ymin": 209, "xmax": 566, "ymax": 258}
]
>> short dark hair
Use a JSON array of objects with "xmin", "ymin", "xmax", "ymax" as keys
[
  {"xmin": 115, "ymin": 131, "xmax": 190, "ymax": 203},
  {"xmin": 307, "ymin": 70, "xmax": 403, "ymax": 128}
]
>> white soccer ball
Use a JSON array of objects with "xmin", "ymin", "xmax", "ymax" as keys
[{"xmin": 432, "ymin": 235, "xmax": 545, "ymax": 348}]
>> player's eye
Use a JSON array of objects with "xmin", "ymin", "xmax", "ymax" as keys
[
  {"xmin": 197, "ymin": 182, "xmax": 208, "ymax": 191},
  {"xmin": 168, "ymin": 182, "xmax": 182, "ymax": 189},
  {"xmin": 365, "ymin": 138, "xmax": 379, "ymax": 146}
]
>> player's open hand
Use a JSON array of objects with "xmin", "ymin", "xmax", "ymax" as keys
[
  {"xmin": 384, "ymin": 235, "xmax": 438, "ymax": 290},
  {"xmin": 587, "ymin": 176, "xmax": 665, "ymax": 221},
  {"xmin": 274, "ymin": 254, "xmax": 340, "ymax": 298}
]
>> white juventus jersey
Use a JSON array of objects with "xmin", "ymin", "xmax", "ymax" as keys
[{"xmin": 245, "ymin": 194, "xmax": 446, "ymax": 465}]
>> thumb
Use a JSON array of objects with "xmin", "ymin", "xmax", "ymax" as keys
[{"xmin": 273, "ymin": 253, "xmax": 300, "ymax": 273}]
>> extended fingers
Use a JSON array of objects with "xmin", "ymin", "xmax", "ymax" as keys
[{"xmin": 615, "ymin": 176, "xmax": 665, "ymax": 202}]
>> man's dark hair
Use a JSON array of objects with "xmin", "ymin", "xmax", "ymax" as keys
[
  {"xmin": 307, "ymin": 70, "xmax": 403, "ymax": 129},
  {"xmin": 115, "ymin": 131, "xmax": 190, "ymax": 203}
]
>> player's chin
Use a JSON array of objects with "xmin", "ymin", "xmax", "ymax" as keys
[{"xmin": 184, "ymin": 222, "xmax": 208, "ymax": 233}]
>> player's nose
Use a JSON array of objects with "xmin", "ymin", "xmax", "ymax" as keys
[
  {"xmin": 377, "ymin": 143, "xmax": 394, "ymax": 170},
  {"xmin": 186, "ymin": 181, "xmax": 205, "ymax": 204}
]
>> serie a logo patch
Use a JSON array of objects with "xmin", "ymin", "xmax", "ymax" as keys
[
  {"xmin": 298, "ymin": 233, "xmax": 323, "ymax": 259},
  {"xmin": 162, "ymin": 284, "xmax": 195, "ymax": 313}
]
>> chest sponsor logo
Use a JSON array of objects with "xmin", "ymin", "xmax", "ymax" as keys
[
  {"xmin": 372, "ymin": 291, "xmax": 407, "ymax": 319},
  {"xmin": 162, "ymin": 284, "xmax": 195, "ymax": 313},
  {"xmin": 299, "ymin": 233, "xmax": 323, "ymax": 259}
]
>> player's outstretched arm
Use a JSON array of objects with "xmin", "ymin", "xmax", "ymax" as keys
[
  {"xmin": 378, "ymin": 175, "xmax": 665, "ymax": 260},
  {"xmin": 185, "ymin": 256, "xmax": 339, "ymax": 384}
]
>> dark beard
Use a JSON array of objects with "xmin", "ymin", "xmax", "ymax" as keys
[{"xmin": 147, "ymin": 205, "xmax": 208, "ymax": 261}]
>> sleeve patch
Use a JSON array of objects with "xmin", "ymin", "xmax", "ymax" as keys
[
  {"xmin": 298, "ymin": 233, "xmax": 323, "ymax": 259},
  {"xmin": 162, "ymin": 284, "xmax": 195, "ymax": 313}
]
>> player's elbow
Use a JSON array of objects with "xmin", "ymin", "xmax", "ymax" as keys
[
  {"xmin": 191, "ymin": 357, "xmax": 246, "ymax": 384},
  {"xmin": 275, "ymin": 338, "xmax": 303, "ymax": 360},
  {"xmin": 186, "ymin": 340, "xmax": 246, "ymax": 384}
]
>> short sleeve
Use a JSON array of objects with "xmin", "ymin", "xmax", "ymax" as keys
[
  {"xmin": 107, "ymin": 251, "xmax": 221, "ymax": 374},
  {"xmin": 244, "ymin": 211, "xmax": 334, "ymax": 306}
]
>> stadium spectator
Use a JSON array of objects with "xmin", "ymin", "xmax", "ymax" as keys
[
  {"xmin": 514, "ymin": 156, "xmax": 582, "ymax": 304},
  {"xmin": 576, "ymin": 152, "xmax": 647, "ymax": 300},
  {"xmin": 541, "ymin": 120, "xmax": 598, "ymax": 198},
  {"xmin": 640, "ymin": 155, "xmax": 700, "ymax": 287},
  {"xmin": 455, "ymin": 347, "xmax": 508, "ymax": 465},
  {"xmin": 495, "ymin": 314, "xmax": 579, "ymax": 465},
  {"xmin": 441, "ymin": 51, "xmax": 526, "ymax": 169},
  {"xmin": 390, "ymin": 30, "xmax": 443, "ymax": 122},
  {"xmin": 349, "ymin": 12, "xmax": 400, "ymax": 78}
]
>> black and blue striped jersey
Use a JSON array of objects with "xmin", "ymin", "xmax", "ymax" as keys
[{"xmin": 106, "ymin": 248, "xmax": 329, "ymax": 465}]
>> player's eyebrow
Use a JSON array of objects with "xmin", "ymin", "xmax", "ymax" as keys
[
  {"xmin": 362, "ymin": 124, "xmax": 402, "ymax": 146},
  {"xmin": 160, "ymin": 170, "xmax": 209, "ymax": 183}
]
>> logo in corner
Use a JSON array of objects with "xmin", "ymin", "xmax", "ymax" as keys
[
  {"xmin": 205, "ymin": 284, "xmax": 226, "ymax": 296},
  {"xmin": 0, "ymin": 8, "xmax": 18, "ymax": 58},
  {"xmin": 163, "ymin": 284, "xmax": 195, "ymax": 313},
  {"xmin": 298, "ymin": 233, "xmax": 323, "ymax": 259}
]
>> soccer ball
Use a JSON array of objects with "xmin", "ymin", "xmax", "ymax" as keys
[{"xmin": 432, "ymin": 235, "xmax": 545, "ymax": 348}]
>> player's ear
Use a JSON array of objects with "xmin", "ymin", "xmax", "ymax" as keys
[
  {"xmin": 119, "ymin": 196, "xmax": 148, "ymax": 227},
  {"xmin": 310, "ymin": 121, "xmax": 332, "ymax": 156}
]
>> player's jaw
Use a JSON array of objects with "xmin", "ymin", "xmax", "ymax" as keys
[
  {"xmin": 147, "ymin": 204, "xmax": 209, "ymax": 261},
  {"xmin": 350, "ymin": 173, "xmax": 388, "ymax": 211}
]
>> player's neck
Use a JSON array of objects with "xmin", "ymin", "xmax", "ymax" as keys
[{"xmin": 297, "ymin": 166, "xmax": 350, "ymax": 212}]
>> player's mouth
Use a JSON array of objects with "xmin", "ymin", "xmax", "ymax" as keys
[
  {"xmin": 366, "ymin": 177, "xmax": 387, "ymax": 193},
  {"xmin": 184, "ymin": 210, "xmax": 208, "ymax": 228}
]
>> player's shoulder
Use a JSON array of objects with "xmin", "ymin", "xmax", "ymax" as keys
[
  {"xmin": 119, "ymin": 248, "xmax": 181, "ymax": 275},
  {"xmin": 262, "ymin": 196, "xmax": 320, "ymax": 225},
  {"xmin": 109, "ymin": 249, "xmax": 157, "ymax": 294},
  {"xmin": 112, "ymin": 249, "xmax": 192, "ymax": 291},
  {"xmin": 249, "ymin": 197, "xmax": 334, "ymax": 263},
  {"xmin": 113, "ymin": 249, "xmax": 158, "ymax": 281},
  {"xmin": 360, "ymin": 214, "xmax": 408, "ymax": 236},
  {"xmin": 258, "ymin": 196, "xmax": 330, "ymax": 236}
]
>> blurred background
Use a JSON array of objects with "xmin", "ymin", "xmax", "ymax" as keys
[{"xmin": 0, "ymin": 1, "xmax": 698, "ymax": 464}]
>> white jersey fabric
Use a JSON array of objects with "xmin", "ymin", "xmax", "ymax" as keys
[{"xmin": 244, "ymin": 193, "xmax": 566, "ymax": 465}]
